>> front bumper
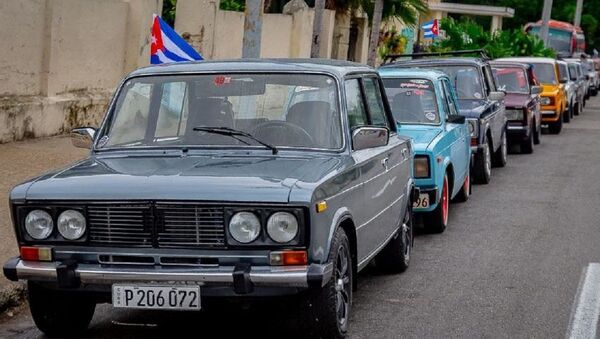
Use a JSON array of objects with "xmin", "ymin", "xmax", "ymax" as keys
[
  {"xmin": 4, "ymin": 257, "xmax": 333, "ymax": 293},
  {"xmin": 413, "ymin": 186, "xmax": 438, "ymax": 212},
  {"xmin": 541, "ymin": 108, "xmax": 560, "ymax": 122},
  {"xmin": 506, "ymin": 123, "xmax": 530, "ymax": 141}
]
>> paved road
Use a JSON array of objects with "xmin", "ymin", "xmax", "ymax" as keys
[{"xmin": 2, "ymin": 99, "xmax": 600, "ymax": 338}]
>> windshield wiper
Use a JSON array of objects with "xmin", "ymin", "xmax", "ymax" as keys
[{"xmin": 193, "ymin": 126, "xmax": 278, "ymax": 155}]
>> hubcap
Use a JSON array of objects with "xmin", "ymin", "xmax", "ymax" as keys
[
  {"xmin": 335, "ymin": 245, "xmax": 350, "ymax": 330},
  {"xmin": 441, "ymin": 176, "xmax": 449, "ymax": 225},
  {"xmin": 502, "ymin": 134, "xmax": 507, "ymax": 161}
]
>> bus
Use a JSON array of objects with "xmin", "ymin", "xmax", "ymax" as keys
[{"xmin": 525, "ymin": 20, "xmax": 586, "ymax": 56}]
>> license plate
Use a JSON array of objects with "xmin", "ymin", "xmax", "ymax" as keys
[
  {"xmin": 112, "ymin": 284, "xmax": 200, "ymax": 310},
  {"xmin": 413, "ymin": 193, "xmax": 430, "ymax": 209}
]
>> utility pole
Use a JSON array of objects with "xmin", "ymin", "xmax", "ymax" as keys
[
  {"xmin": 242, "ymin": 0, "xmax": 265, "ymax": 58},
  {"xmin": 574, "ymin": 0, "xmax": 583, "ymax": 27},
  {"xmin": 367, "ymin": 0, "xmax": 384, "ymax": 66},
  {"xmin": 539, "ymin": 0, "xmax": 553, "ymax": 47},
  {"xmin": 311, "ymin": 0, "xmax": 326, "ymax": 58}
]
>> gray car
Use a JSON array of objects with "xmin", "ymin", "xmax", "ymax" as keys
[
  {"xmin": 3, "ymin": 59, "xmax": 417, "ymax": 338},
  {"xmin": 565, "ymin": 60, "xmax": 587, "ymax": 115}
]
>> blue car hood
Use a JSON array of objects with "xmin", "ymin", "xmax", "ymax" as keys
[
  {"xmin": 398, "ymin": 126, "xmax": 442, "ymax": 150},
  {"xmin": 458, "ymin": 99, "xmax": 488, "ymax": 119},
  {"xmin": 16, "ymin": 153, "xmax": 339, "ymax": 203}
]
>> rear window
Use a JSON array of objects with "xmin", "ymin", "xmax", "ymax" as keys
[
  {"xmin": 382, "ymin": 78, "xmax": 440, "ymax": 124},
  {"xmin": 531, "ymin": 63, "xmax": 557, "ymax": 85}
]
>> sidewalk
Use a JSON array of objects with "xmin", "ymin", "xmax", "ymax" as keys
[{"xmin": 0, "ymin": 136, "xmax": 87, "ymax": 309}]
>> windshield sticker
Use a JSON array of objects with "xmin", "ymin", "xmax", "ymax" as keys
[
  {"xmin": 425, "ymin": 112, "xmax": 437, "ymax": 121},
  {"xmin": 473, "ymin": 92, "xmax": 482, "ymax": 99},
  {"xmin": 400, "ymin": 82, "xmax": 430, "ymax": 90},
  {"xmin": 214, "ymin": 75, "xmax": 232, "ymax": 87}
]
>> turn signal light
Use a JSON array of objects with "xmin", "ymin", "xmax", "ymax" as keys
[
  {"xmin": 270, "ymin": 250, "xmax": 308, "ymax": 266},
  {"xmin": 471, "ymin": 138, "xmax": 478, "ymax": 146},
  {"xmin": 20, "ymin": 246, "xmax": 52, "ymax": 262}
]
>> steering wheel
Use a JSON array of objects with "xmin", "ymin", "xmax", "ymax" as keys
[{"xmin": 251, "ymin": 121, "xmax": 314, "ymax": 148}]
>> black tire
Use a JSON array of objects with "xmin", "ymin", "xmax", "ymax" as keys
[
  {"xmin": 520, "ymin": 126, "xmax": 534, "ymax": 154},
  {"xmin": 563, "ymin": 106, "xmax": 571, "ymax": 123},
  {"xmin": 301, "ymin": 227, "xmax": 352, "ymax": 338},
  {"xmin": 473, "ymin": 143, "xmax": 491, "ymax": 185},
  {"xmin": 376, "ymin": 202, "xmax": 413, "ymax": 273},
  {"xmin": 548, "ymin": 115, "xmax": 563, "ymax": 134},
  {"xmin": 533, "ymin": 119, "xmax": 541, "ymax": 145},
  {"xmin": 492, "ymin": 132, "xmax": 507, "ymax": 168},
  {"xmin": 423, "ymin": 174, "xmax": 449, "ymax": 234},
  {"xmin": 28, "ymin": 281, "xmax": 96, "ymax": 337},
  {"xmin": 452, "ymin": 168, "xmax": 470, "ymax": 203},
  {"xmin": 593, "ymin": 88, "xmax": 598, "ymax": 96}
]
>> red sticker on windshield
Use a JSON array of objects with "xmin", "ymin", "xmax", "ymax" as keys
[{"xmin": 214, "ymin": 75, "xmax": 231, "ymax": 86}]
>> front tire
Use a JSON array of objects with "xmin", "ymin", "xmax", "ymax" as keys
[
  {"xmin": 423, "ymin": 174, "xmax": 449, "ymax": 233},
  {"xmin": 575, "ymin": 101, "xmax": 582, "ymax": 116},
  {"xmin": 452, "ymin": 169, "xmax": 470, "ymax": 203},
  {"xmin": 302, "ymin": 227, "xmax": 352, "ymax": 338},
  {"xmin": 548, "ymin": 115, "xmax": 563, "ymax": 134},
  {"xmin": 376, "ymin": 202, "xmax": 413, "ymax": 273},
  {"xmin": 473, "ymin": 143, "xmax": 491, "ymax": 185},
  {"xmin": 492, "ymin": 132, "xmax": 507, "ymax": 168},
  {"xmin": 520, "ymin": 126, "xmax": 534, "ymax": 154},
  {"xmin": 533, "ymin": 118, "xmax": 541, "ymax": 145},
  {"xmin": 563, "ymin": 106, "xmax": 571, "ymax": 123},
  {"xmin": 28, "ymin": 282, "xmax": 96, "ymax": 337}
]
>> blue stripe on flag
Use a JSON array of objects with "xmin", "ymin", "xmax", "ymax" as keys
[{"xmin": 157, "ymin": 16, "xmax": 203, "ymax": 61}]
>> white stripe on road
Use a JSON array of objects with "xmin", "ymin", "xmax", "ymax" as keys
[{"xmin": 567, "ymin": 263, "xmax": 600, "ymax": 339}]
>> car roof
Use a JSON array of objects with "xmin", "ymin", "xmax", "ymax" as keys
[
  {"xmin": 381, "ymin": 57, "xmax": 487, "ymax": 68},
  {"xmin": 495, "ymin": 57, "xmax": 557, "ymax": 64},
  {"xmin": 128, "ymin": 59, "xmax": 375, "ymax": 78},
  {"xmin": 378, "ymin": 67, "xmax": 448, "ymax": 82},
  {"xmin": 562, "ymin": 58, "xmax": 583, "ymax": 64},
  {"xmin": 490, "ymin": 61, "xmax": 531, "ymax": 69}
]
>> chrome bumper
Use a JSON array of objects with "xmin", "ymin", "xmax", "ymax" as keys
[{"xmin": 4, "ymin": 258, "xmax": 333, "ymax": 291}]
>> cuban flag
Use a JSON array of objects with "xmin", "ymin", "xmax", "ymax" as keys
[
  {"xmin": 422, "ymin": 19, "xmax": 439, "ymax": 39},
  {"xmin": 151, "ymin": 14, "xmax": 203, "ymax": 64}
]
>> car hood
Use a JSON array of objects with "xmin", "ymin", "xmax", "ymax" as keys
[
  {"xmin": 504, "ymin": 93, "xmax": 530, "ymax": 108},
  {"xmin": 458, "ymin": 99, "xmax": 488, "ymax": 118},
  {"xmin": 398, "ymin": 125, "xmax": 442, "ymax": 150},
  {"xmin": 541, "ymin": 84, "xmax": 560, "ymax": 96},
  {"xmin": 17, "ymin": 153, "xmax": 339, "ymax": 203}
]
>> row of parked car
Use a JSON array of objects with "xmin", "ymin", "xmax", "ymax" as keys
[{"xmin": 3, "ymin": 52, "xmax": 597, "ymax": 338}]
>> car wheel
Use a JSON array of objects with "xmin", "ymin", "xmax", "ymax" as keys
[
  {"xmin": 563, "ymin": 106, "xmax": 571, "ymax": 123},
  {"xmin": 28, "ymin": 281, "xmax": 96, "ymax": 337},
  {"xmin": 452, "ymin": 169, "xmax": 470, "ymax": 203},
  {"xmin": 473, "ymin": 143, "xmax": 491, "ymax": 185},
  {"xmin": 520, "ymin": 127, "xmax": 534, "ymax": 154},
  {"xmin": 423, "ymin": 174, "xmax": 449, "ymax": 233},
  {"xmin": 492, "ymin": 132, "xmax": 507, "ymax": 168},
  {"xmin": 548, "ymin": 115, "xmax": 563, "ymax": 134},
  {"xmin": 376, "ymin": 201, "xmax": 413, "ymax": 273},
  {"xmin": 575, "ymin": 101, "xmax": 582, "ymax": 116},
  {"xmin": 302, "ymin": 227, "xmax": 352, "ymax": 339},
  {"xmin": 533, "ymin": 119, "xmax": 541, "ymax": 145}
]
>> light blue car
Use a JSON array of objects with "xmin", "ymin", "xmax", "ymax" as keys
[{"xmin": 379, "ymin": 68, "xmax": 471, "ymax": 233}]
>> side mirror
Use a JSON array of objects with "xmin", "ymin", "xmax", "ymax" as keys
[
  {"xmin": 446, "ymin": 115, "xmax": 466, "ymax": 124},
  {"xmin": 71, "ymin": 127, "xmax": 96, "ymax": 149},
  {"xmin": 489, "ymin": 91, "xmax": 505, "ymax": 101},
  {"xmin": 530, "ymin": 85, "xmax": 542, "ymax": 95},
  {"xmin": 352, "ymin": 126, "xmax": 389, "ymax": 151}
]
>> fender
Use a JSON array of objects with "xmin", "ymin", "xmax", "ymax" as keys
[
  {"xmin": 439, "ymin": 158, "xmax": 452, "ymax": 199},
  {"xmin": 323, "ymin": 207, "xmax": 353, "ymax": 263}
]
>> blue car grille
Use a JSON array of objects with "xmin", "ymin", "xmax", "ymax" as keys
[{"xmin": 87, "ymin": 203, "xmax": 226, "ymax": 248}]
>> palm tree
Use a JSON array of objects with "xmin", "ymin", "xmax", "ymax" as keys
[{"xmin": 364, "ymin": 0, "xmax": 429, "ymax": 65}]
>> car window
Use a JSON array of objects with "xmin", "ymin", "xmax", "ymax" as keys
[
  {"xmin": 362, "ymin": 77, "xmax": 389, "ymax": 127},
  {"xmin": 531, "ymin": 63, "xmax": 557, "ymax": 84},
  {"xmin": 569, "ymin": 64, "xmax": 579, "ymax": 80},
  {"xmin": 442, "ymin": 79, "xmax": 460, "ymax": 116},
  {"xmin": 383, "ymin": 78, "xmax": 440, "ymax": 124},
  {"xmin": 558, "ymin": 64, "xmax": 569, "ymax": 82},
  {"xmin": 344, "ymin": 79, "xmax": 368, "ymax": 129},
  {"xmin": 156, "ymin": 82, "xmax": 188, "ymax": 138},
  {"xmin": 431, "ymin": 65, "xmax": 484, "ymax": 100},
  {"xmin": 107, "ymin": 82, "xmax": 153, "ymax": 146},
  {"xmin": 492, "ymin": 67, "xmax": 530, "ymax": 94}
]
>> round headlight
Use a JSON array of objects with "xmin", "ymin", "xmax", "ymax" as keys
[
  {"xmin": 267, "ymin": 212, "xmax": 299, "ymax": 243},
  {"xmin": 25, "ymin": 210, "xmax": 54, "ymax": 240},
  {"xmin": 229, "ymin": 212, "xmax": 261, "ymax": 243},
  {"xmin": 57, "ymin": 210, "xmax": 86, "ymax": 240}
]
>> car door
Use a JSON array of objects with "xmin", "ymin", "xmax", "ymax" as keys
[
  {"xmin": 483, "ymin": 65, "xmax": 505, "ymax": 150},
  {"xmin": 441, "ymin": 78, "xmax": 469, "ymax": 194},
  {"xmin": 347, "ymin": 76, "xmax": 409, "ymax": 266}
]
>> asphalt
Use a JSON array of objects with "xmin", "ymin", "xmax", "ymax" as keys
[{"xmin": 1, "ymin": 99, "xmax": 600, "ymax": 338}]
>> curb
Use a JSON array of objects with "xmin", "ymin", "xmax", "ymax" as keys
[{"xmin": 0, "ymin": 282, "xmax": 25, "ymax": 314}]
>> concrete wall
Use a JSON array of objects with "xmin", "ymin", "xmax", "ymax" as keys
[{"xmin": 0, "ymin": 0, "xmax": 161, "ymax": 143}]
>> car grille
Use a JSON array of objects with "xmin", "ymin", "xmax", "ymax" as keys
[{"xmin": 87, "ymin": 203, "xmax": 226, "ymax": 248}]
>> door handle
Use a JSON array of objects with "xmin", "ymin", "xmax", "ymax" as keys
[{"xmin": 381, "ymin": 157, "xmax": 389, "ymax": 171}]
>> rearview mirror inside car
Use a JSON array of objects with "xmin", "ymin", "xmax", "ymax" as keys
[{"xmin": 352, "ymin": 126, "xmax": 389, "ymax": 151}]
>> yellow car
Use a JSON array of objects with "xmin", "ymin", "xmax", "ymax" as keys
[{"xmin": 496, "ymin": 57, "xmax": 566, "ymax": 134}]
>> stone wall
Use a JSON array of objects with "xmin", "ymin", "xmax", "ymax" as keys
[{"xmin": 0, "ymin": 0, "xmax": 162, "ymax": 144}]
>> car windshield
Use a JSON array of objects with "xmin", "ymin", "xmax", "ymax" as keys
[
  {"xmin": 492, "ymin": 67, "xmax": 529, "ymax": 93},
  {"xmin": 429, "ymin": 66, "xmax": 484, "ymax": 100},
  {"xmin": 568, "ymin": 64, "xmax": 579, "ymax": 80},
  {"xmin": 99, "ymin": 73, "xmax": 342, "ymax": 150},
  {"xmin": 382, "ymin": 78, "xmax": 440, "ymax": 124},
  {"xmin": 529, "ymin": 27, "xmax": 573, "ymax": 55},
  {"xmin": 530, "ymin": 63, "xmax": 557, "ymax": 85}
]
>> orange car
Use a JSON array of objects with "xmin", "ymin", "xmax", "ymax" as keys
[{"xmin": 496, "ymin": 57, "xmax": 566, "ymax": 134}]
